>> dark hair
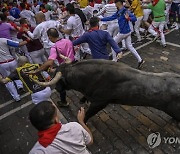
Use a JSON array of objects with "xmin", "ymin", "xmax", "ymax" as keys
[
  {"xmin": 20, "ymin": 18, "xmax": 27, "ymax": 24},
  {"xmin": 114, "ymin": 0, "xmax": 125, "ymax": 3},
  {"xmin": 66, "ymin": 3, "xmax": 75, "ymax": 14},
  {"xmin": 29, "ymin": 101, "xmax": 56, "ymax": 131},
  {"xmin": 20, "ymin": 3, "xmax": 26, "ymax": 9},
  {"xmin": 43, "ymin": 0, "xmax": 48, "ymax": 3},
  {"xmin": 93, "ymin": 10, "xmax": 98, "ymax": 14},
  {"xmin": 12, "ymin": 2, "xmax": 17, "ymax": 7},
  {"xmin": 47, "ymin": 28, "xmax": 59, "ymax": 38},
  {"xmin": 40, "ymin": 4, "xmax": 45, "ymax": 9},
  {"xmin": 58, "ymin": 1, "xmax": 64, "ymax": 6},
  {"xmin": 2, "ymin": 8, "xmax": 7, "ymax": 13},
  {"xmin": 90, "ymin": 16, "xmax": 99, "ymax": 27},
  {"xmin": 0, "ymin": 13, "xmax": 7, "ymax": 22}
]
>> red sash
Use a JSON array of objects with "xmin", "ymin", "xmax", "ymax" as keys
[{"xmin": 152, "ymin": 0, "xmax": 160, "ymax": 6}]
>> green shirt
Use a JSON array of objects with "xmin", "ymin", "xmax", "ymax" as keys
[{"xmin": 148, "ymin": 0, "xmax": 166, "ymax": 22}]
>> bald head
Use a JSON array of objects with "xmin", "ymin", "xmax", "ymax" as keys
[
  {"xmin": 35, "ymin": 12, "xmax": 45, "ymax": 24},
  {"xmin": 18, "ymin": 56, "xmax": 28, "ymax": 67}
]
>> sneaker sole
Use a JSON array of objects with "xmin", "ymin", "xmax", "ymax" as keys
[{"xmin": 138, "ymin": 61, "xmax": 145, "ymax": 69}]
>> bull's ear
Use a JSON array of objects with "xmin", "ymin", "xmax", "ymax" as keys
[{"xmin": 32, "ymin": 72, "xmax": 62, "ymax": 87}]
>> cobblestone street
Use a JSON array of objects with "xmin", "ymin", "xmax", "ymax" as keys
[{"xmin": 0, "ymin": 29, "xmax": 180, "ymax": 154}]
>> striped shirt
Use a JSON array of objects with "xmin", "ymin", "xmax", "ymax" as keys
[{"xmin": 96, "ymin": 3, "xmax": 117, "ymax": 17}]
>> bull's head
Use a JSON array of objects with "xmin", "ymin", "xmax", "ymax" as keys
[{"xmin": 32, "ymin": 72, "xmax": 62, "ymax": 86}]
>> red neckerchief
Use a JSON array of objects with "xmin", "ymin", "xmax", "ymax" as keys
[
  {"xmin": 42, "ymin": 9, "xmax": 47, "ymax": 13},
  {"xmin": 109, "ymin": 0, "xmax": 114, "ymax": 4},
  {"xmin": 62, "ymin": 8, "xmax": 66, "ymax": 12},
  {"xmin": 89, "ymin": 26, "xmax": 99, "ymax": 32},
  {"xmin": 89, "ymin": 2, "xmax": 94, "ymax": 7},
  {"xmin": 152, "ymin": 0, "xmax": 159, "ymax": 6},
  {"xmin": 19, "ymin": 24, "xmax": 29, "ymax": 32},
  {"xmin": 38, "ymin": 123, "xmax": 62, "ymax": 148}
]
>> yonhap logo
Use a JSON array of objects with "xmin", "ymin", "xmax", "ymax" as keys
[
  {"xmin": 147, "ymin": 132, "xmax": 161, "ymax": 148},
  {"xmin": 147, "ymin": 132, "xmax": 180, "ymax": 149}
]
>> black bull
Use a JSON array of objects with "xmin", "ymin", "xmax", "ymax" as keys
[{"xmin": 35, "ymin": 60, "xmax": 180, "ymax": 123}]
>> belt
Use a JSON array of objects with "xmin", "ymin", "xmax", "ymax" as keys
[
  {"xmin": 154, "ymin": 15, "xmax": 165, "ymax": 18},
  {"xmin": 0, "ymin": 59, "xmax": 15, "ymax": 64}
]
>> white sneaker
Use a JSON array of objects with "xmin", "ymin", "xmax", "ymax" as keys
[
  {"xmin": 14, "ymin": 97, "xmax": 21, "ymax": 102},
  {"xmin": 175, "ymin": 23, "xmax": 179, "ymax": 30},
  {"xmin": 171, "ymin": 22, "xmax": 178, "ymax": 29},
  {"xmin": 112, "ymin": 59, "xmax": 117, "ymax": 62}
]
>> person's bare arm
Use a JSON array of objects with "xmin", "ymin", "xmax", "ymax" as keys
[
  {"xmin": 59, "ymin": 27, "xmax": 72, "ymax": 35},
  {"xmin": 77, "ymin": 107, "xmax": 93, "ymax": 145},
  {"xmin": 19, "ymin": 40, "xmax": 29, "ymax": 46}
]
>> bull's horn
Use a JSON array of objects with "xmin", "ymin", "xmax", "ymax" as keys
[{"xmin": 32, "ymin": 72, "xmax": 62, "ymax": 87}]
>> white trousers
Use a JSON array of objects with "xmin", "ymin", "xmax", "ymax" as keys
[
  {"xmin": 129, "ymin": 21, "xmax": 134, "ymax": 33},
  {"xmin": 44, "ymin": 48, "xmax": 51, "ymax": 58},
  {"xmin": 112, "ymin": 32, "xmax": 142, "ymax": 62},
  {"xmin": 107, "ymin": 21, "xmax": 119, "ymax": 37},
  {"xmin": 0, "ymin": 60, "xmax": 23, "ymax": 101},
  {"xmin": 148, "ymin": 21, "xmax": 166, "ymax": 45},
  {"xmin": 20, "ymin": 45, "xmax": 33, "ymax": 63},
  {"xmin": 75, "ymin": 43, "xmax": 91, "ymax": 61},
  {"xmin": 29, "ymin": 48, "xmax": 47, "ymax": 64},
  {"xmin": 81, "ymin": 43, "xmax": 91, "ymax": 55},
  {"xmin": 31, "ymin": 87, "xmax": 52, "ymax": 104},
  {"xmin": 165, "ymin": 4, "xmax": 172, "ymax": 29},
  {"xmin": 143, "ymin": 9, "xmax": 152, "ymax": 21},
  {"xmin": 134, "ymin": 16, "xmax": 143, "ymax": 41},
  {"xmin": 5, "ymin": 81, "xmax": 22, "ymax": 101}
]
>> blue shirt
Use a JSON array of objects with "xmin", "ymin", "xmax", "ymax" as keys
[
  {"xmin": 10, "ymin": 7, "xmax": 20, "ymax": 19},
  {"xmin": 101, "ymin": 7, "xmax": 137, "ymax": 34},
  {"xmin": 73, "ymin": 30, "xmax": 121, "ymax": 60}
]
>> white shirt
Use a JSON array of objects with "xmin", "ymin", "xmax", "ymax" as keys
[
  {"xmin": 173, "ymin": 0, "xmax": 180, "ymax": 3},
  {"xmin": 82, "ymin": 6, "xmax": 94, "ymax": 20},
  {"xmin": 39, "ymin": 11, "xmax": 52, "ymax": 21},
  {"xmin": 0, "ymin": 38, "xmax": 16, "ymax": 62},
  {"xmin": 20, "ymin": 9, "xmax": 36, "ymax": 27},
  {"xmin": 66, "ymin": 14, "xmax": 84, "ymax": 37},
  {"xmin": 27, "ymin": 20, "xmax": 61, "ymax": 49},
  {"xmin": 7, "ymin": 15, "xmax": 16, "ymax": 22},
  {"xmin": 94, "ymin": 3, "xmax": 104, "ymax": 11},
  {"xmin": 29, "ymin": 122, "xmax": 91, "ymax": 154},
  {"xmin": 32, "ymin": 5, "xmax": 40, "ymax": 14}
]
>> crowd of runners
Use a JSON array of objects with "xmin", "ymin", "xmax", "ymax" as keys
[{"xmin": 0, "ymin": 0, "xmax": 180, "ymax": 153}]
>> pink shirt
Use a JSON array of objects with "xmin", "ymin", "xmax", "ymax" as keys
[{"xmin": 48, "ymin": 39, "xmax": 75, "ymax": 64}]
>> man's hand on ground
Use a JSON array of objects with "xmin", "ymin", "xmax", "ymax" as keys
[
  {"xmin": 117, "ymin": 52, "xmax": 123, "ymax": 60},
  {"xmin": 77, "ymin": 107, "xmax": 85, "ymax": 124}
]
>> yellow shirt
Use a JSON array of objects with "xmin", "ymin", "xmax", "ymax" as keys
[
  {"xmin": 131, "ymin": 0, "xmax": 144, "ymax": 17},
  {"xmin": 78, "ymin": 0, "xmax": 88, "ymax": 8}
]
